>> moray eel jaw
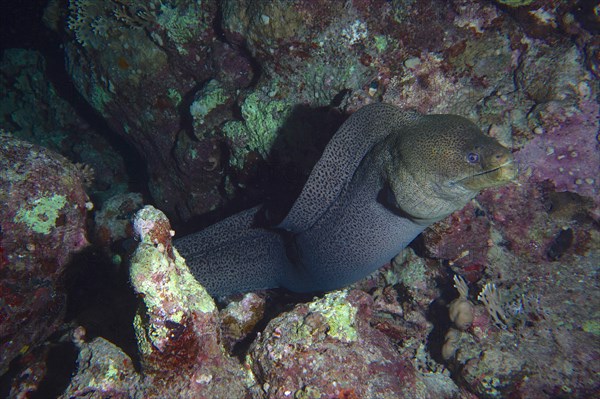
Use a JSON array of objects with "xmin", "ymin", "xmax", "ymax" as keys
[{"xmin": 458, "ymin": 158, "xmax": 517, "ymax": 191}]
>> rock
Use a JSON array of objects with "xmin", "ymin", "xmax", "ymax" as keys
[
  {"xmin": 131, "ymin": 206, "xmax": 251, "ymax": 397},
  {"xmin": 0, "ymin": 134, "xmax": 89, "ymax": 374},
  {"xmin": 59, "ymin": 333, "xmax": 139, "ymax": 399},
  {"xmin": 248, "ymin": 290, "xmax": 460, "ymax": 399}
]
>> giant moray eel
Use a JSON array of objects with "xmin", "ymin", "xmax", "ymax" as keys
[{"xmin": 175, "ymin": 103, "xmax": 516, "ymax": 296}]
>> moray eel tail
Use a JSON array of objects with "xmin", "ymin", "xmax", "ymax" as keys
[{"xmin": 175, "ymin": 207, "xmax": 291, "ymax": 296}]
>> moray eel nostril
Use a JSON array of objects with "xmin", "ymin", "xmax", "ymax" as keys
[{"xmin": 175, "ymin": 103, "xmax": 515, "ymax": 296}]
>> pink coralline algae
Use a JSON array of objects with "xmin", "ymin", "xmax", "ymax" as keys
[
  {"xmin": 0, "ymin": 134, "xmax": 90, "ymax": 375},
  {"xmin": 422, "ymin": 202, "xmax": 492, "ymax": 282},
  {"xmin": 516, "ymin": 97, "xmax": 599, "ymax": 205}
]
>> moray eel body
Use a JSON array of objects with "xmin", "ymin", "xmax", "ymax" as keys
[{"xmin": 175, "ymin": 103, "xmax": 516, "ymax": 296}]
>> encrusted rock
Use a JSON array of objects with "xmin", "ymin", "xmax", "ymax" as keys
[{"xmin": 0, "ymin": 134, "xmax": 89, "ymax": 374}]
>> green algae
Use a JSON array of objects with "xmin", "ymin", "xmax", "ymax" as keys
[
  {"xmin": 190, "ymin": 79, "xmax": 229, "ymax": 135},
  {"xmin": 307, "ymin": 291, "xmax": 358, "ymax": 342},
  {"xmin": 156, "ymin": 1, "xmax": 207, "ymax": 55},
  {"xmin": 89, "ymin": 84, "xmax": 112, "ymax": 116},
  {"xmin": 131, "ymin": 243, "xmax": 216, "ymax": 316},
  {"xmin": 388, "ymin": 248, "xmax": 427, "ymax": 287},
  {"xmin": 241, "ymin": 91, "xmax": 291, "ymax": 157},
  {"xmin": 222, "ymin": 121, "xmax": 251, "ymax": 169},
  {"xmin": 167, "ymin": 88, "xmax": 182, "ymax": 107},
  {"xmin": 133, "ymin": 308, "xmax": 153, "ymax": 356},
  {"xmin": 397, "ymin": 257, "xmax": 426, "ymax": 285},
  {"xmin": 294, "ymin": 385, "xmax": 322, "ymax": 399},
  {"xmin": 374, "ymin": 35, "xmax": 388, "ymax": 53},
  {"xmin": 14, "ymin": 193, "xmax": 67, "ymax": 234},
  {"xmin": 582, "ymin": 319, "xmax": 600, "ymax": 336},
  {"xmin": 105, "ymin": 360, "xmax": 119, "ymax": 380},
  {"xmin": 242, "ymin": 354, "xmax": 259, "ymax": 388},
  {"xmin": 130, "ymin": 206, "xmax": 217, "ymax": 348},
  {"xmin": 223, "ymin": 91, "xmax": 292, "ymax": 169},
  {"xmin": 131, "ymin": 243, "xmax": 216, "ymax": 346}
]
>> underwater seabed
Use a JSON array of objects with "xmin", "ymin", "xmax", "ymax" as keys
[
  {"xmin": 1, "ymin": 0, "xmax": 599, "ymax": 397},
  {"xmin": 5, "ymin": 203, "xmax": 598, "ymax": 398}
]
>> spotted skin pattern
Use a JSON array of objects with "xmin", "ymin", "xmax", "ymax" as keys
[{"xmin": 175, "ymin": 103, "xmax": 515, "ymax": 296}]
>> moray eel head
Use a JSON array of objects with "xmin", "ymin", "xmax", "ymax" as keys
[{"xmin": 384, "ymin": 114, "xmax": 516, "ymax": 223}]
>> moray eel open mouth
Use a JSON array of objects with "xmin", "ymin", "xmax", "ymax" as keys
[{"xmin": 459, "ymin": 160, "xmax": 517, "ymax": 191}]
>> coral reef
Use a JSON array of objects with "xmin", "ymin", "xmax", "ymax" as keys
[
  {"xmin": 62, "ymin": 0, "xmax": 243, "ymax": 221},
  {"xmin": 56, "ymin": 207, "xmax": 464, "ymax": 399},
  {"xmin": 56, "ymin": 0, "xmax": 600, "ymax": 226},
  {"xmin": 1, "ymin": 0, "xmax": 599, "ymax": 397},
  {"xmin": 0, "ymin": 49, "xmax": 129, "ymax": 205},
  {"xmin": 61, "ymin": 206, "xmax": 251, "ymax": 398},
  {"xmin": 0, "ymin": 134, "xmax": 90, "ymax": 375},
  {"xmin": 130, "ymin": 205, "xmax": 250, "ymax": 398},
  {"xmin": 448, "ymin": 276, "xmax": 475, "ymax": 331},
  {"xmin": 220, "ymin": 292, "xmax": 266, "ymax": 350},
  {"xmin": 449, "ymin": 251, "xmax": 600, "ymax": 398},
  {"xmin": 248, "ymin": 290, "xmax": 459, "ymax": 399},
  {"xmin": 58, "ymin": 329, "xmax": 140, "ymax": 399}
]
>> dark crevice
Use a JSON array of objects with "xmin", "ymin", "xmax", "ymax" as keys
[
  {"xmin": 233, "ymin": 43, "xmax": 263, "ymax": 89},
  {"xmin": 29, "ymin": 340, "xmax": 79, "ymax": 399},
  {"xmin": 176, "ymin": 80, "xmax": 207, "ymax": 142},
  {"xmin": 176, "ymin": 103, "xmax": 347, "ymax": 236},
  {"xmin": 211, "ymin": 2, "xmax": 228, "ymax": 42},
  {"xmin": 572, "ymin": 0, "xmax": 600, "ymax": 34},
  {"xmin": 330, "ymin": 89, "xmax": 352, "ymax": 107},
  {"xmin": 0, "ymin": 338, "xmax": 79, "ymax": 399},
  {"xmin": 425, "ymin": 273, "xmax": 457, "ymax": 365},
  {"xmin": 53, "ymin": 74, "xmax": 151, "ymax": 202},
  {"xmin": 0, "ymin": 0, "xmax": 53, "ymax": 51},
  {"xmin": 63, "ymin": 248, "xmax": 141, "ymax": 371}
]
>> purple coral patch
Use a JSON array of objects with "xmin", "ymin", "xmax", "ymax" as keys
[{"xmin": 516, "ymin": 99, "xmax": 599, "ymax": 201}]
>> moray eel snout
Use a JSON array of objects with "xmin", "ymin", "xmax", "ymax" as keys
[{"xmin": 458, "ymin": 143, "xmax": 517, "ymax": 191}]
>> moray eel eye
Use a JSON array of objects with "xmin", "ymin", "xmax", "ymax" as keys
[{"xmin": 466, "ymin": 152, "xmax": 480, "ymax": 164}]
